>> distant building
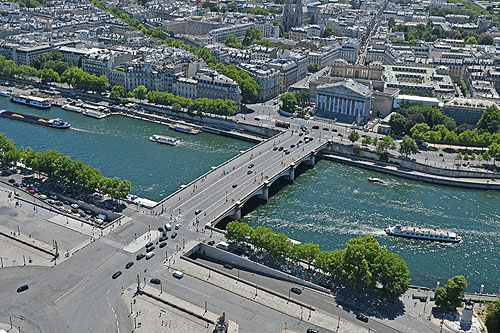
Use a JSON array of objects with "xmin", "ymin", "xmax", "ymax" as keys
[
  {"xmin": 283, "ymin": 0, "xmax": 303, "ymax": 32},
  {"xmin": 209, "ymin": 23, "xmax": 254, "ymax": 43},
  {"xmin": 238, "ymin": 63, "xmax": 280, "ymax": 102},
  {"xmin": 443, "ymin": 98, "xmax": 498, "ymax": 126}
]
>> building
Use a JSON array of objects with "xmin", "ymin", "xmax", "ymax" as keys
[
  {"xmin": 268, "ymin": 52, "xmax": 308, "ymax": 94},
  {"xmin": 110, "ymin": 62, "xmax": 183, "ymax": 92},
  {"xmin": 315, "ymin": 79, "xmax": 373, "ymax": 123},
  {"xmin": 308, "ymin": 47, "xmax": 339, "ymax": 68},
  {"xmin": 82, "ymin": 50, "xmax": 132, "ymax": 77},
  {"xmin": 196, "ymin": 70, "xmax": 241, "ymax": 105},
  {"xmin": 208, "ymin": 23, "xmax": 254, "ymax": 43},
  {"xmin": 238, "ymin": 63, "xmax": 280, "ymax": 102},
  {"xmin": 283, "ymin": 0, "xmax": 303, "ymax": 32},
  {"xmin": 383, "ymin": 65, "xmax": 455, "ymax": 97},
  {"xmin": 59, "ymin": 46, "xmax": 99, "ymax": 65},
  {"xmin": 443, "ymin": 98, "xmax": 498, "ymax": 126},
  {"xmin": 13, "ymin": 41, "xmax": 80, "ymax": 66},
  {"xmin": 289, "ymin": 25, "xmax": 321, "ymax": 41}
]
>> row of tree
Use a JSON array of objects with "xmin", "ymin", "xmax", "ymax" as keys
[
  {"xmin": 280, "ymin": 89, "xmax": 313, "ymax": 113},
  {"xmin": 0, "ymin": 133, "xmax": 131, "ymax": 198},
  {"xmin": 225, "ymin": 221, "xmax": 411, "ymax": 299},
  {"xmin": 224, "ymin": 28, "xmax": 274, "ymax": 49},
  {"xmin": 122, "ymin": 86, "xmax": 239, "ymax": 116},
  {"xmin": 0, "ymin": 54, "xmax": 109, "ymax": 92}
]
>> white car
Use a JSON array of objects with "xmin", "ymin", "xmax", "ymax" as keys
[
  {"xmin": 175, "ymin": 224, "xmax": 180, "ymax": 230},
  {"xmin": 70, "ymin": 203, "xmax": 79, "ymax": 209},
  {"xmin": 39, "ymin": 194, "xmax": 47, "ymax": 200},
  {"xmin": 49, "ymin": 195, "xmax": 58, "ymax": 200},
  {"xmin": 172, "ymin": 271, "xmax": 184, "ymax": 279},
  {"xmin": 145, "ymin": 252, "xmax": 155, "ymax": 260}
]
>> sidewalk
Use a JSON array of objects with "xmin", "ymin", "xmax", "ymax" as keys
[{"xmin": 172, "ymin": 256, "xmax": 364, "ymax": 332}]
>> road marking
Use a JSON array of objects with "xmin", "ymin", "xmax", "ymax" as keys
[
  {"xmin": 106, "ymin": 289, "xmax": 120, "ymax": 333},
  {"xmin": 55, "ymin": 257, "xmax": 113, "ymax": 303}
]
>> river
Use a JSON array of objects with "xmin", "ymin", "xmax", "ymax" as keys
[{"xmin": 1, "ymin": 97, "xmax": 499, "ymax": 293}]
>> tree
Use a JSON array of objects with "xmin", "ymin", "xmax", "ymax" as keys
[
  {"xmin": 478, "ymin": 33, "xmax": 493, "ymax": 45},
  {"xmin": 362, "ymin": 136, "xmax": 372, "ymax": 145},
  {"xmin": 465, "ymin": 36, "xmax": 477, "ymax": 45},
  {"xmin": 280, "ymin": 92, "xmax": 297, "ymax": 113},
  {"xmin": 322, "ymin": 24, "xmax": 335, "ymax": 38},
  {"xmin": 410, "ymin": 123, "xmax": 430, "ymax": 141},
  {"xmin": 389, "ymin": 113, "xmax": 406, "ymax": 136},
  {"xmin": 293, "ymin": 89, "xmax": 311, "ymax": 102},
  {"xmin": 38, "ymin": 68, "xmax": 60, "ymax": 83},
  {"xmin": 435, "ymin": 275, "xmax": 467, "ymax": 308},
  {"xmin": 478, "ymin": 107, "xmax": 500, "ymax": 134},
  {"xmin": 226, "ymin": 220, "xmax": 254, "ymax": 243},
  {"xmin": 376, "ymin": 135, "xmax": 396, "ymax": 155},
  {"xmin": 348, "ymin": 130, "xmax": 360, "ymax": 144},
  {"xmin": 307, "ymin": 62, "xmax": 320, "ymax": 73},
  {"xmin": 486, "ymin": 300, "xmax": 500, "ymax": 333},
  {"xmin": 0, "ymin": 133, "xmax": 16, "ymax": 165},
  {"xmin": 488, "ymin": 143, "xmax": 500, "ymax": 163},
  {"xmin": 110, "ymin": 85, "xmax": 125, "ymax": 100},
  {"xmin": 240, "ymin": 78, "xmax": 258, "ymax": 104},
  {"xmin": 399, "ymin": 135, "xmax": 418, "ymax": 157},
  {"xmin": 131, "ymin": 85, "xmax": 148, "ymax": 100},
  {"xmin": 255, "ymin": 38, "xmax": 274, "ymax": 48},
  {"xmin": 242, "ymin": 27, "xmax": 262, "ymax": 46},
  {"xmin": 444, "ymin": 131, "xmax": 458, "ymax": 145},
  {"xmin": 301, "ymin": 243, "xmax": 320, "ymax": 269},
  {"xmin": 224, "ymin": 34, "xmax": 240, "ymax": 48}
]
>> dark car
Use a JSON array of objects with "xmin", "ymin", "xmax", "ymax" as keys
[
  {"xmin": 223, "ymin": 263, "xmax": 233, "ymax": 270},
  {"xmin": 290, "ymin": 287, "xmax": 302, "ymax": 295},
  {"xmin": 290, "ymin": 144, "xmax": 295, "ymax": 148},
  {"xmin": 312, "ymin": 125, "xmax": 319, "ymax": 129},
  {"xmin": 323, "ymin": 127, "xmax": 329, "ymax": 131},
  {"xmin": 247, "ymin": 170, "xmax": 253, "ymax": 175},
  {"xmin": 332, "ymin": 128, "xmax": 338, "ymax": 132},
  {"xmin": 356, "ymin": 313, "xmax": 369, "ymax": 323},
  {"xmin": 146, "ymin": 246, "xmax": 155, "ymax": 252},
  {"xmin": 158, "ymin": 227, "xmax": 164, "ymax": 232},
  {"xmin": 8, "ymin": 178, "xmax": 16, "ymax": 184},
  {"xmin": 278, "ymin": 146, "xmax": 284, "ymax": 151},
  {"xmin": 171, "ymin": 232, "xmax": 177, "ymax": 239},
  {"xmin": 125, "ymin": 261, "xmax": 134, "ymax": 269},
  {"xmin": 285, "ymin": 150, "xmax": 290, "ymax": 155},
  {"xmin": 299, "ymin": 132, "xmax": 303, "ymax": 136},
  {"xmin": 195, "ymin": 209, "xmax": 202, "ymax": 215},
  {"xmin": 232, "ymin": 184, "xmax": 238, "ymax": 188},
  {"xmin": 112, "ymin": 271, "xmax": 122, "ymax": 279},
  {"xmin": 273, "ymin": 146, "xmax": 278, "ymax": 151},
  {"xmin": 150, "ymin": 278, "xmax": 161, "ymax": 285},
  {"xmin": 17, "ymin": 284, "xmax": 29, "ymax": 293},
  {"xmin": 159, "ymin": 242, "xmax": 167, "ymax": 248},
  {"xmin": 207, "ymin": 240, "xmax": 215, "ymax": 246},
  {"xmin": 145, "ymin": 241, "xmax": 153, "ymax": 248},
  {"xmin": 306, "ymin": 329, "xmax": 319, "ymax": 333},
  {"xmin": 159, "ymin": 235, "xmax": 168, "ymax": 242},
  {"xmin": 248, "ymin": 163, "xmax": 254, "ymax": 168},
  {"xmin": 439, "ymin": 153, "xmax": 444, "ymax": 157}
]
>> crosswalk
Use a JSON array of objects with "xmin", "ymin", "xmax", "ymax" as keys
[{"xmin": 98, "ymin": 237, "xmax": 123, "ymax": 250}]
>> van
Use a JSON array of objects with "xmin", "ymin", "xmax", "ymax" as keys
[
  {"xmin": 216, "ymin": 241, "xmax": 229, "ymax": 250},
  {"xmin": 165, "ymin": 224, "xmax": 172, "ymax": 231},
  {"xmin": 172, "ymin": 270, "xmax": 184, "ymax": 279}
]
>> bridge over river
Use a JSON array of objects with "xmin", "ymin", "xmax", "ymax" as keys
[{"xmin": 152, "ymin": 129, "xmax": 329, "ymax": 229}]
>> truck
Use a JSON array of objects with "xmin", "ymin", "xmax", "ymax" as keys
[{"xmin": 275, "ymin": 120, "xmax": 290, "ymax": 129}]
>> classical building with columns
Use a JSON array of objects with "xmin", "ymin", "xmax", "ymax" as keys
[{"xmin": 315, "ymin": 79, "xmax": 373, "ymax": 123}]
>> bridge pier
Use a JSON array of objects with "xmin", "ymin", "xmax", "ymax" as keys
[
  {"xmin": 234, "ymin": 201, "xmax": 242, "ymax": 220},
  {"xmin": 306, "ymin": 152, "xmax": 316, "ymax": 166},
  {"xmin": 285, "ymin": 163, "xmax": 296, "ymax": 181},
  {"xmin": 257, "ymin": 181, "xmax": 270, "ymax": 201}
]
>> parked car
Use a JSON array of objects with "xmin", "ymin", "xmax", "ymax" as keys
[
  {"xmin": 158, "ymin": 227, "xmax": 164, "ymax": 232},
  {"xmin": 50, "ymin": 195, "xmax": 58, "ymax": 200},
  {"xmin": 39, "ymin": 194, "xmax": 47, "ymax": 200},
  {"xmin": 356, "ymin": 313, "xmax": 369, "ymax": 323},
  {"xmin": 146, "ymin": 246, "xmax": 155, "ymax": 253},
  {"xmin": 112, "ymin": 271, "xmax": 122, "ymax": 279},
  {"xmin": 223, "ymin": 263, "xmax": 233, "ymax": 270},
  {"xmin": 172, "ymin": 271, "xmax": 184, "ymax": 279},
  {"xmin": 171, "ymin": 232, "xmax": 177, "ymax": 239},
  {"xmin": 159, "ymin": 235, "xmax": 168, "ymax": 242},
  {"xmin": 159, "ymin": 242, "xmax": 167, "ymax": 248},
  {"xmin": 290, "ymin": 287, "xmax": 302, "ymax": 295},
  {"xmin": 145, "ymin": 241, "xmax": 153, "ymax": 248},
  {"xmin": 150, "ymin": 278, "xmax": 161, "ymax": 285},
  {"xmin": 145, "ymin": 252, "xmax": 155, "ymax": 260},
  {"xmin": 306, "ymin": 329, "xmax": 319, "ymax": 333},
  {"xmin": 17, "ymin": 284, "xmax": 29, "ymax": 293},
  {"xmin": 8, "ymin": 178, "xmax": 15, "ymax": 184},
  {"xmin": 207, "ymin": 240, "xmax": 215, "ymax": 246},
  {"xmin": 71, "ymin": 203, "xmax": 79, "ymax": 209},
  {"xmin": 175, "ymin": 224, "xmax": 180, "ymax": 230},
  {"xmin": 165, "ymin": 224, "xmax": 172, "ymax": 231},
  {"xmin": 136, "ymin": 253, "xmax": 145, "ymax": 261}
]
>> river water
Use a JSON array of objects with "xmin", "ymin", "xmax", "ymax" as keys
[{"xmin": 1, "ymin": 98, "xmax": 499, "ymax": 293}]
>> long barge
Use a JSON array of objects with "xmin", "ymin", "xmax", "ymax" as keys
[
  {"xmin": 10, "ymin": 94, "xmax": 51, "ymax": 109},
  {"xmin": 0, "ymin": 110, "xmax": 70, "ymax": 129}
]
